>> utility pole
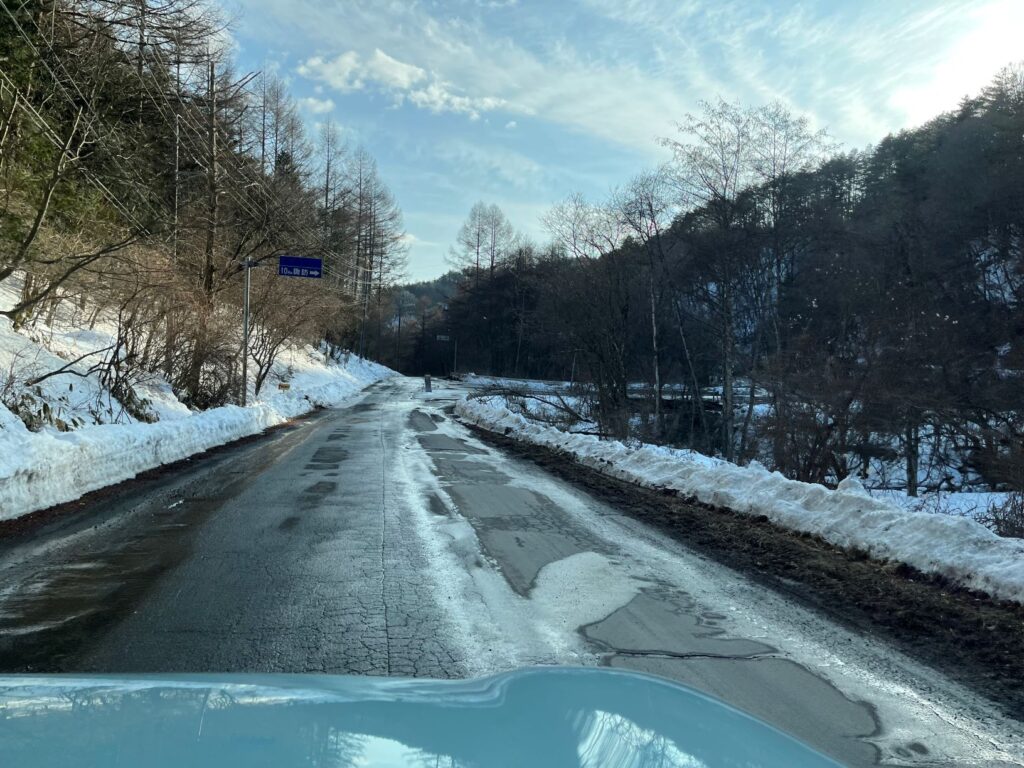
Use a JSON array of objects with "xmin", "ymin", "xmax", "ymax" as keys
[
  {"xmin": 203, "ymin": 56, "xmax": 217, "ymax": 296},
  {"xmin": 260, "ymin": 71, "xmax": 267, "ymax": 175},
  {"xmin": 172, "ymin": 110, "xmax": 179, "ymax": 261},
  {"xmin": 241, "ymin": 259, "xmax": 251, "ymax": 405},
  {"xmin": 171, "ymin": 43, "xmax": 181, "ymax": 262}
]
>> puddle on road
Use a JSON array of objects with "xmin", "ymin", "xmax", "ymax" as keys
[{"xmin": 0, "ymin": 535, "xmax": 184, "ymax": 667}]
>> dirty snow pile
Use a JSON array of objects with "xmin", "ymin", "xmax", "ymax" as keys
[
  {"xmin": 455, "ymin": 395, "xmax": 1024, "ymax": 606},
  {"xmin": 0, "ymin": 278, "xmax": 392, "ymax": 520}
]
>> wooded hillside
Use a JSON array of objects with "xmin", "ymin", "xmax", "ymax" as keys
[
  {"xmin": 401, "ymin": 66, "xmax": 1024, "ymax": 505},
  {"xmin": 0, "ymin": 0, "xmax": 405, "ymax": 412}
]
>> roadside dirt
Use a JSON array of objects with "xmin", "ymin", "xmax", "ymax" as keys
[{"xmin": 470, "ymin": 426, "xmax": 1024, "ymax": 720}]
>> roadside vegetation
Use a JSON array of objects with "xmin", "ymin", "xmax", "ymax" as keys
[
  {"xmin": 393, "ymin": 67, "xmax": 1024, "ymax": 534},
  {"xmin": 0, "ymin": 0, "xmax": 406, "ymax": 428}
]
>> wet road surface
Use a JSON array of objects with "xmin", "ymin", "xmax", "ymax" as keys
[{"xmin": 0, "ymin": 378, "xmax": 1019, "ymax": 766}]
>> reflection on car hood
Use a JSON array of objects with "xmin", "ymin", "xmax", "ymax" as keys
[{"xmin": 0, "ymin": 666, "xmax": 840, "ymax": 767}]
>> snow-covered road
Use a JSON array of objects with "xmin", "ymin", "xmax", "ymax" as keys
[{"xmin": 0, "ymin": 378, "xmax": 1018, "ymax": 767}]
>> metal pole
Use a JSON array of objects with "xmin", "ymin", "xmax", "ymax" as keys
[
  {"xmin": 453, "ymin": 338, "xmax": 458, "ymax": 376},
  {"xmin": 241, "ymin": 260, "xmax": 251, "ymax": 406}
]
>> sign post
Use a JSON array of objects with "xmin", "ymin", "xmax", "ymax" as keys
[{"xmin": 239, "ymin": 255, "xmax": 325, "ymax": 407}]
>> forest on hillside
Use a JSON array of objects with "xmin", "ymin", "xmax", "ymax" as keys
[
  {"xmin": 387, "ymin": 66, "xmax": 1024, "ymax": 507},
  {"xmin": 0, "ymin": 0, "xmax": 406, "ymax": 414}
]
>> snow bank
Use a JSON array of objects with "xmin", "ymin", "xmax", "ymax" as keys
[
  {"xmin": 0, "ymin": 355, "xmax": 392, "ymax": 520},
  {"xmin": 0, "ymin": 272, "xmax": 393, "ymax": 519},
  {"xmin": 463, "ymin": 374, "xmax": 572, "ymax": 393},
  {"xmin": 455, "ymin": 396, "xmax": 1024, "ymax": 606}
]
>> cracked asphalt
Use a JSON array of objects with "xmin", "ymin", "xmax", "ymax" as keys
[{"xmin": 0, "ymin": 377, "xmax": 1020, "ymax": 767}]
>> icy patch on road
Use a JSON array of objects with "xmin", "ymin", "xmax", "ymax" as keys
[
  {"xmin": 456, "ymin": 396, "xmax": 1024, "ymax": 606},
  {"xmin": 435, "ymin": 415, "xmax": 1024, "ymax": 766},
  {"xmin": 531, "ymin": 552, "xmax": 639, "ymax": 634},
  {"xmin": 394, "ymin": 422, "xmax": 634, "ymax": 676}
]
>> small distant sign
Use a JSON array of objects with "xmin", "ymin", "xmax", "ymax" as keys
[
  {"xmin": 436, "ymin": 334, "xmax": 450, "ymax": 342},
  {"xmin": 278, "ymin": 255, "xmax": 322, "ymax": 278}
]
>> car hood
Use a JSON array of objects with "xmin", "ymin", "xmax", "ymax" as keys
[{"xmin": 0, "ymin": 666, "xmax": 840, "ymax": 767}]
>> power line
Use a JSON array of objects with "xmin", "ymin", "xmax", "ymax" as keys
[
  {"xmin": 5, "ymin": 2, "xmax": 344, "ymax": 279},
  {"xmin": 4, "ymin": 4, "xmax": 394, "ymax": 301},
  {"xmin": 1, "ymin": 2, "xmax": 166, "ymax": 228},
  {"xmin": 0, "ymin": 68, "xmax": 152, "ymax": 236}
]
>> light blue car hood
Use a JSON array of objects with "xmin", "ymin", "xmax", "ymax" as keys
[{"xmin": 0, "ymin": 667, "xmax": 840, "ymax": 767}]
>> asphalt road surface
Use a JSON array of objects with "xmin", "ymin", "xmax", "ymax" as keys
[{"xmin": 0, "ymin": 378, "xmax": 1019, "ymax": 767}]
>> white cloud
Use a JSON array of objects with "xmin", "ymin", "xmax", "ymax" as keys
[
  {"xmin": 406, "ymin": 82, "xmax": 505, "ymax": 119},
  {"xmin": 298, "ymin": 96, "xmax": 335, "ymax": 114},
  {"xmin": 297, "ymin": 46, "xmax": 502, "ymax": 119},
  {"xmin": 270, "ymin": 1, "xmax": 687, "ymax": 155},
  {"xmin": 505, "ymin": 120, "xmax": 517, "ymax": 129},
  {"xmin": 297, "ymin": 51, "xmax": 363, "ymax": 92},
  {"xmin": 365, "ymin": 49, "xmax": 427, "ymax": 91},
  {"xmin": 399, "ymin": 232, "xmax": 441, "ymax": 248}
]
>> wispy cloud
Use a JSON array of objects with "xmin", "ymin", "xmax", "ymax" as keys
[
  {"xmin": 233, "ymin": 0, "xmax": 1024, "ymax": 279},
  {"xmin": 433, "ymin": 138, "xmax": 544, "ymax": 191}
]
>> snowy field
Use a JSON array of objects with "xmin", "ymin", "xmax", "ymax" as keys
[
  {"xmin": 455, "ymin": 394, "xmax": 1024, "ymax": 606},
  {"xmin": 0, "ymin": 277, "xmax": 393, "ymax": 520}
]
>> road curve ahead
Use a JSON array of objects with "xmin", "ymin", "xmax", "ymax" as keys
[{"xmin": 0, "ymin": 377, "xmax": 1019, "ymax": 767}]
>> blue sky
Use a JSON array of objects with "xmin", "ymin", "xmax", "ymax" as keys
[{"xmin": 225, "ymin": 0, "xmax": 1024, "ymax": 280}]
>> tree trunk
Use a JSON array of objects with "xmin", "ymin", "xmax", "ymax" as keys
[
  {"xmin": 0, "ymin": 109, "xmax": 82, "ymax": 286},
  {"xmin": 721, "ymin": 285, "xmax": 735, "ymax": 461},
  {"xmin": 906, "ymin": 420, "xmax": 920, "ymax": 497},
  {"xmin": 649, "ymin": 274, "xmax": 662, "ymax": 439}
]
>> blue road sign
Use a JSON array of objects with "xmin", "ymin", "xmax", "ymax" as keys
[{"xmin": 278, "ymin": 255, "xmax": 323, "ymax": 278}]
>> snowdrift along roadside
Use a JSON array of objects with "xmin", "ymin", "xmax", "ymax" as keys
[
  {"xmin": 0, "ymin": 357, "xmax": 392, "ymax": 521},
  {"xmin": 455, "ymin": 396, "xmax": 1024, "ymax": 606}
]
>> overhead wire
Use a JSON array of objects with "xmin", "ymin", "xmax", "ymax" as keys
[
  {"xmin": 1, "ymin": 2, "xmax": 167, "ymax": 230},
  {"xmin": 4, "ymin": 3, "xmax": 383, "ymax": 300}
]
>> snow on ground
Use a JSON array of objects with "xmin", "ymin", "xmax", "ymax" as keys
[
  {"xmin": 463, "ymin": 374, "xmax": 572, "ymax": 393},
  {"xmin": 0, "ymin": 276, "xmax": 393, "ymax": 520},
  {"xmin": 455, "ymin": 395, "xmax": 1024, "ymax": 606},
  {"xmin": 871, "ymin": 489, "xmax": 1011, "ymax": 520},
  {"xmin": 0, "ymin": 276, "xmax": 195, "ymax": 426}
]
